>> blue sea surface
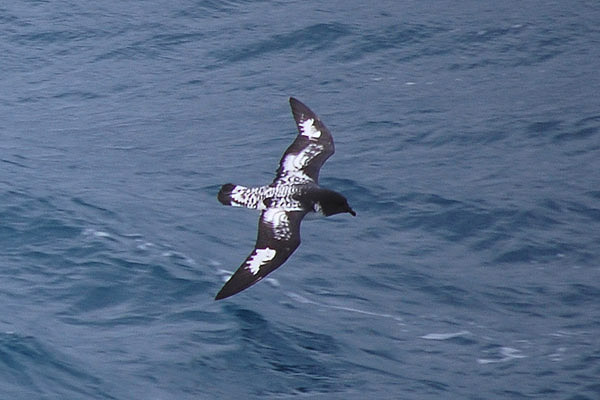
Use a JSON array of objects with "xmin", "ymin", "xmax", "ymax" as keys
[{"xmin": 2, "ymin": 1, "xmax": 600, "ymax": 398}]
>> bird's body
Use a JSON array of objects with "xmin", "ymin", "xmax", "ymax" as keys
[{"xmin": 215, "ymin": 97, "xmax": 355, "ymax": 300}]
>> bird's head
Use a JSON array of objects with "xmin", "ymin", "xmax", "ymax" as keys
[{"xmin": 314, "ymin": 189, "xmax": 356, "ymax": 217}]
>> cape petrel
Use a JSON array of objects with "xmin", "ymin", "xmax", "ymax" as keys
[{"xmin": 215, "ymin": 97, "xmax": 355, "ymax": 300}]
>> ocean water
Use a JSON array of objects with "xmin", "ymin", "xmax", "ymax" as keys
[{"xmin": 2, "ymin": 0, "xmax": 600, "ymax": 398}]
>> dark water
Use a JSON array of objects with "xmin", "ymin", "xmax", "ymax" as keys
[{"xmin": 2, "ymin": 1, "xmax": 600, "ymax": 398}]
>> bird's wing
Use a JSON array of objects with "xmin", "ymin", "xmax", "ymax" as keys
[
  {"xmin": 215, "ymin": 209, "xmax": 306, "ymax": 300},
  {"xmin": 274, "ymin": 97, "xmax": 335, "ymax": 185}
]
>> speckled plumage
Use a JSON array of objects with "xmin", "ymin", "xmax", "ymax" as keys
[{"xmin": 215, "ymin": 97, "xmax": 355, "ymax": 300}]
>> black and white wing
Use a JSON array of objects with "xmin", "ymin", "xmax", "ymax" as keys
[
  {"xmin": 274, "ymin": 97, "xmax": 335, "ymax": 184},
  {"xmin": 215, "ymin": 209, "xmax": 307, "ymax": 300}
]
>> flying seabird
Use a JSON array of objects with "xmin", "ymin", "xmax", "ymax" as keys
[{"xmin": 215, "ymin": 97, "xmax": 355, "ymax": 300}]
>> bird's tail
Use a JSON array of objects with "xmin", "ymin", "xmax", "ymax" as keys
[
  {"xmin": 218, "ymin": 183, "xmax": 264, "ymax": 209},
  {"xmin": 217, "ymin": 183, "xmax": 237, "ymax": 205}
]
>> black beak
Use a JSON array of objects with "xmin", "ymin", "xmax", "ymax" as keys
[{"xmin": 348, "ymin": 207, "xmax": 356, "ymax": 216}]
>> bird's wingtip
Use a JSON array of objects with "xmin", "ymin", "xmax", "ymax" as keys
[{"xmin": 214, "ymin": 284, "xmax": 235, "ymax": 300}]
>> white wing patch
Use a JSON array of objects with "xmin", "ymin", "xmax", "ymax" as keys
[
  {"xmin": 279, "ymin": 142, "xmax": 324, "ymax": 184},
  {"xmin": 245, "ymin": 247, "xmax": 276, "ymax": 275},
  {"xmin": 299, "ymin": 118, "xmax": 321, "ymax": 140},
  {"xmin": 282, "ymin": 143, "xmax": 324, "ymax": 173},
  {"xmin": 264, "ymin": 208, "xmax": 292, "ymax": 240}
]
